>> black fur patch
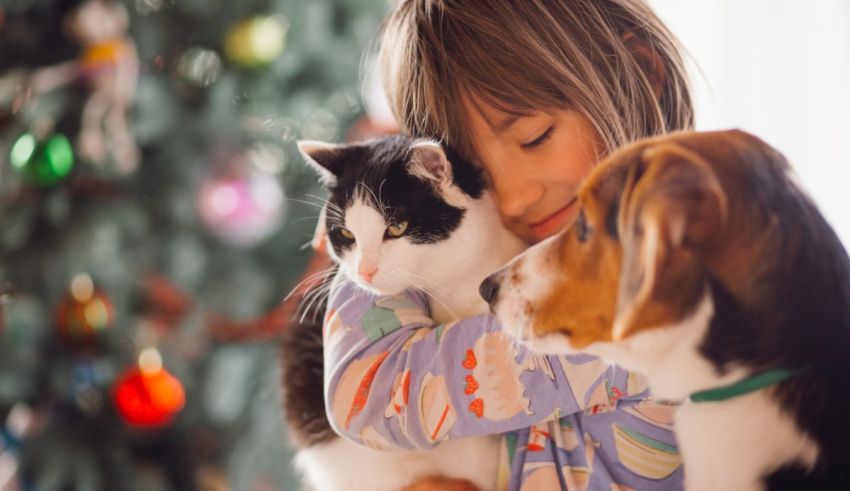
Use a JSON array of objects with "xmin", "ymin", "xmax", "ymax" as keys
[
  {"xmin": 695, "ymin": 153, "xmax": 850, "ymax": 489},
  {"xmin": 320, "ymin": 136, "xmax": 485, "ymax": 255},
  {"xmin": 280, "ymin": 265, "xmax": 337, "ymax": 448}
]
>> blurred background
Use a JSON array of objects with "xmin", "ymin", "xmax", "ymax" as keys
[
  {"xmin": 0, "ymin": 1, "xmax": 847, "ymax": 490},
  {"xmin": 0, "ymin": 0, "xmax": 389, "ymax": 490},
  {"xmin": 651, "ymin": 0, "xmax": 850, "ymax": 246}
]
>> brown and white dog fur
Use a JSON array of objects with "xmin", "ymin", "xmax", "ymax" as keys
[{"xmin": 481, "ymin": 130, "xmax": 850, "ymax": 490}]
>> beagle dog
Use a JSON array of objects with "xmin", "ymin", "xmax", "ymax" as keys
[{"xmin": 481, "ymin": 130, "xmax": 850, "ymax": 490}]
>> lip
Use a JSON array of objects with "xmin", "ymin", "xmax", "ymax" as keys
[{"xmin": 530, "ymin": 198, "xmax": 578, "ymax": 238}]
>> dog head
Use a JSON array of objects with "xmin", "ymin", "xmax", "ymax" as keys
[{"xmin": 482, "ymin": 129, "xmax": 790, "ymax": 353}]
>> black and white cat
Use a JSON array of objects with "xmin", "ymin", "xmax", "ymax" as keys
[{"xmin": 281, "ymin": 135, "xmax": 525, "ymax": 491}]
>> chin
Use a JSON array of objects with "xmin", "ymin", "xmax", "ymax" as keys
[{"xmin": 507, "ymin": 226, "xmax": 538, "ymax": 245}]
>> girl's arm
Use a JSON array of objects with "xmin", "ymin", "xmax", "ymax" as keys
[{"xmin": 324, "ymin": 277, "xmax": 650, "ymax": 450}]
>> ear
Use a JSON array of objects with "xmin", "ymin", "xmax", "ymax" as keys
[
  {"xmin": 407, "ymin": 141, "xmax": 452, "ymax": 188},
  {"xmin": 613, "ymin": 142, "xmax": 727, "ymax": 340},
  {"xmin": 297, "ymin": 140, "xmax": 345, "ymax": 186}
]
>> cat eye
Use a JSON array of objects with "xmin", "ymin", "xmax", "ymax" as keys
[
  {"xmin": 336, "ymin": 226, "xmax": 355, "ymax": 241},
  {"xmin": 386, "ymin": 221, "xmax": 408, "ymax": 238}
]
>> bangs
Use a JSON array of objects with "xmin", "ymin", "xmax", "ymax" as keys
[
  {"xmin": 380, "ymin": 0, "xmax": 694, "ymax": 159},
  {"xmin": 390, "ymin": 3, "xmax": 574, "ymax": 159}
]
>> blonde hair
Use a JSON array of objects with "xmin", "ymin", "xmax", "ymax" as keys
[{"xmin": 379, "ymin": 0, "xmax": 694, "ymax": 159}]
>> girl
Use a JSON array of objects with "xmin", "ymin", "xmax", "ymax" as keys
[{"xmin": 322, "ymin": 0, "xmax": 694, "ymax": 489}]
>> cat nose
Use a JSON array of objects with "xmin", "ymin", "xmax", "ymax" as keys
[
  {"xmin": 359, "ymin": 266, "xmax": 377, "ymax": 283},
  {"xmin": 479, "ymin": 275, "xmax": 500, "ymax": 305}
]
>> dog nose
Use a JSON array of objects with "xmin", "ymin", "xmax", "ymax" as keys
[{"xmin": 479, "ymin": 275, "xmax": 500, "ymax": 304}]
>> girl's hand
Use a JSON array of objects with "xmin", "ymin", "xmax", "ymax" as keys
[{"xmin": 401, "ymin": 476, "xmax": 481, "ymax": 491}]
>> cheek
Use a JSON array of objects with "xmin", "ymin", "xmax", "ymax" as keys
[
  {"xmin": 532, "ymin": 242, "xmax": 620, "ymax": 348},
  {"xmin": 369, "ymin": 240, "xmax": 419, "ymax": 291},
  {"xmin": 334, "ymin": 247, "xmax": 357, "ymax": 276},
  {"xmin": 539, "ymin": 146, "xmax": 597, "ymax": 188}
]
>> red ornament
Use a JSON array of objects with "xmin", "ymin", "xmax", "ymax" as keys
[{"xmin": 113, "ymin": 366, "xmax": 185, "ymax": 428}]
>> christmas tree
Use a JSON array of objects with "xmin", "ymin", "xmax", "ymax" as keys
[{"xmin": 0, "ymin": 0, "xmax": 389, "ymax": 489}]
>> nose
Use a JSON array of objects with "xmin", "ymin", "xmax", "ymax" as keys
[
  {"xmin": 489, "ymin": 168, "xmax": 544, "ymax": 218},
  {"xmin": 479, "ymin": 275, "xmax": 500, "ymax": 304},
  {"xmin": 358, "ymin": 265, "xmax": 377, "ymax": 283}
]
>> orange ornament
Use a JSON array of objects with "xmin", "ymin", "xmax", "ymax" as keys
[{"xmin": 56, "ymin": 275, "xmax": 114, "ymax": 347}]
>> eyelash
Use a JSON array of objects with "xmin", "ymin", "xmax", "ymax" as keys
[{"xmin": 521, "ymin": 126, "xmax": 554, "ymax": 149}]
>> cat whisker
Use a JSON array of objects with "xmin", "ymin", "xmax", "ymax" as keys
[
  {"xmin": 299, "ymin": 240, "xmax": 314, "ymax": 251},
  {"xmin": 298, "ymin": 284, "xmax": 330, "ymax": 323},
  {"xmin": 287, "ymin": 198, "xmax": 328, "ymax": 211},
  {"xmin": 405, "ymin": 270, "xmax": 455, "ymax": 299},
  {"xmin": 404, "ymin": 271, "xmax": 459, "ymax": 320},
  {"xmin": 305, "ymin": 193, "xmax": 330, "ymax": 204},
  {"xmin": 305, "ymin": 193, "xmax": 345, "ymax": 220},
  {"xmin": 295, "ymin": 288, "xmax": 333, "ymax": 321},
  {"xmin": 285, "ymin": 265, "xmax": 338, "ymax": 303},
  {"xmin": 377, "ymin": 178, "xmax": 388, "ymax": 216},
  {"xmin": 291, "ymin": 215, "xmax": 324, "ymax": 224},
  {"xmin": 309, "ymin": 194, "xmax": 343, "ymax": 213},
  {"xmin": 299, "ymin": 276, "xmax": 353, "ymax": 323},
  {"xmin": 417, "ymin": 284, "xmax": 459, "ymax": 321}
]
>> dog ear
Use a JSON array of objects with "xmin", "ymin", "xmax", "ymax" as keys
[{"xmin": 613, "ymin": 142, "xmax": 727, "ymax": 340}]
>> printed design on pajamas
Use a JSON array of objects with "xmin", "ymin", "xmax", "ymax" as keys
[
  {"xmin": 331, "ymin": 351, "xmax": 390, "ymax": 431},
  {"xmin": 612, "ymin": 424, "xmax": 682, "ymax": 479},
  {"xmin": 461, "ymin": 331, "xmax": 532, "ymax": 421},
  {"xmin": 418, "ymin": 373, "xmax": 457, "ymax": 442},
  {"xmin": 324, "ymin": 282, "xmax": 686, "ymax": 490}
]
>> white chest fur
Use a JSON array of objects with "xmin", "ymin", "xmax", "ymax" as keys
[
  {"xmin": 676, "ymin": 392, "xmax": 818, "ymax": 491},
  {"xmin": 590, "ymin": 294, "xmax": 820, "ymax": 490}
]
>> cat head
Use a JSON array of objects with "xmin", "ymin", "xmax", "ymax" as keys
[{"xmin": 298, "ymin": 135, "xmax": 486, "ymax": 296}]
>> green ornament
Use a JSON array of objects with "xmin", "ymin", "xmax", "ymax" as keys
[
  {"xmin": 10, "ymin": 132, "xmax": 74, "ymax": 185},
  {"xmin": 224, "ymin": 16, "xmax": 287, "ymax": 68}
]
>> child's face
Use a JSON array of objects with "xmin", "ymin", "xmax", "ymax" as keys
[{"xmin": 463, "ymin": 98, "xmax": 605, "ymax": 244}]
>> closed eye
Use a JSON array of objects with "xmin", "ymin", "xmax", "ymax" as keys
[{"xmin": 521, "ymin": 126, "xmax": 554, "ymax": 149}]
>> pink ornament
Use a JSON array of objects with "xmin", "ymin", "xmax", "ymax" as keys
[{"xmin": 197, "ymin": 168, "xmax": 285, "ymax": 247}]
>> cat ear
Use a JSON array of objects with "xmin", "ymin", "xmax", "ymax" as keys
[
  {"xmin": 297, "ymin": 140, "xmax": 344, "ymax": 186},
  {"xmin": 408, "ymin": 141, "xmax": 452, "ymax": 187}
]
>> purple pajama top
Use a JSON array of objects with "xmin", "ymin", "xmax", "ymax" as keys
[{"xmin": 323, "ymin": 280, "xmax": 685, "ymax": 490}]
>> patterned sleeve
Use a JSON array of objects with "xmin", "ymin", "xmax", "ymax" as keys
[{"xmin": 323, "ymin": 277, "xmax": 652, "ymax": 450}]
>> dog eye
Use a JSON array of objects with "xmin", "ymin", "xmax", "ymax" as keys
[{"xmin": 576, "ymin": 209, "xmax": 590, "ymax": 243}]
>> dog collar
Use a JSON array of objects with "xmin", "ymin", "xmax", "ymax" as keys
[{"xmin": 688, "ymin": 368, "xmax": 803, "ymax": 403}]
